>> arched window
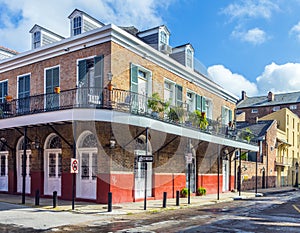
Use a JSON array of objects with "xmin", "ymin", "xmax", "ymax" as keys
[
  {"xmin": 46, "ymin": 135, "xmax": 62, "ymax": 149},
  {"xmin": 79, "ymin": 133, "xmax": 98, "ymax": 148}
]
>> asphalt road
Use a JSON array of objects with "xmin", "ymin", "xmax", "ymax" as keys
[{"xmin": 0, "ymin": 190, "xmax": 299, "ymax": 232}]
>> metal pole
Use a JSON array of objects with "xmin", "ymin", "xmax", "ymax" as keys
[
  {"xmin": 72, "ymin": 121, "xmax": 76, "ymax": 210},
  {"xmin": 22, "ymin": 126, "xmax": 27, "ymax": 204},
  {"xmin": 217, "ymin": 145, "xmax": 220, "ymax": 200},
  {"xmin": 176, "ymin": 190, "xmax": 180, "ymax": 206},
  {"xmin": 162, "ymin": 192, "xmax": 167, "ymax": 208},
  {"xmin": 144, "ymin": 127, "xmax": 149, "ymax": 211},
  {"xmin": 188, "ymin": 163, "xmax": 191, "ymax": 204},
  {"xmin": 108, "ymin": 192, "xmax": 112, "ymax": 212},
  {"xmin": 239, "ymin": 149, "xmax": 241, "ymax": 196}
]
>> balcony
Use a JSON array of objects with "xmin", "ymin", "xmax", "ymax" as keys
[{"xmin": 0, "ymin": 87, "xmax": 257, "ymax": 145}]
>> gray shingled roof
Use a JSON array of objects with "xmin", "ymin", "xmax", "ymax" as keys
[
  {"xmin": 236, "ymin": 120, "xmax": 274, "ymax": 138},
  {"xmin": 237, "ymin": 91, "xmax": 300, "ymax": 108}
]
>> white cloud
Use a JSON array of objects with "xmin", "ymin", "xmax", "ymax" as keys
[
  {"xmin": 256, "ymin": 62, "xmax": 300, "ymax": 94},
  {"xmin": 289, "ymin": 21, "xmax": 300, "ymax": 41},
  {"xmin": 0, "ymin": 0, "xmax": 173, "ymax": 52},
  {"xmin": 207, "ymin": 65, "xmax": 258, "ymax": 97},
  {"xmin": 231, "ymin": 27, "xmax": 268, "ymax": 45},
  {"xmin": 222, "ymin": 0, "xmax": 280, "ymax": 21}
]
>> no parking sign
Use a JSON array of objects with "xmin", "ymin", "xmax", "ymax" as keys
[{"xmin": 71, "ymin": 158, "xmax": 79, "ymax": 173}]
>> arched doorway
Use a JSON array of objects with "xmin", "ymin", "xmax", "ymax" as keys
[
  {"xmin": 0, "ymin": 139, "xmax": 8, "ymax": 191},
  {"xmin": 16, "ymin": 137, "xmax": 31, "ymax": 194},
  {"xmin": 76, "ymin": 131, "xmax": 98, "ymax": 200},
  {"xmin": 44, "ymin": 134, "xmax": 62, "ymax": 196}
]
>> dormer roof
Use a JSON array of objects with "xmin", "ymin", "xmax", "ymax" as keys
[
  {"xmin": 68, "ymin": 9, "xmax": 105, "ymax": 26},
  {"xmin": 172, "ymin": 43, "xmax": 194, "ymax": 52},
  {"xmin": 29, "ymin": 24, "xmax": 65, "ymax": 39},
  {"xmin": 137, "ymin": 25, "xmax": 170, "ymax": 37}
]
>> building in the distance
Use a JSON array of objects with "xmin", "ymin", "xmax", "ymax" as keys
[{"xmin": 0, "ymin": 9, "xmax": 257, "ymax": 204}]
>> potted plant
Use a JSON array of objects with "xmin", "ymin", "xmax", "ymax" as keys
[
  {"xmin": 188, "ymin": 110, "xmax": 209, "ymax": 130},
  {"xmin": 180, "ymin": 187, "xmax": 189, "ymax": 197},
  {"xmin": 196, "ymin": 187, "xmax": 206, "ymax": 196},
  {"xmin": 168, "ymin": 106, "xmax": 185, "ymax": 123},
  {"xmin": 241, "ymin": 127, "xmax": 253, "ymax": 143},
  {"xmin": 147, "ymin": 92, "xmax": 169, "ymax": 117}
]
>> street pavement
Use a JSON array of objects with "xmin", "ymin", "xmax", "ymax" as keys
[{"xmin": 0, "ymin": 186, "xmax": 297, "ymax": 230}]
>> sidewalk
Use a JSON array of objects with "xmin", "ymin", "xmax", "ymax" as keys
[{"xmin": 0, "ymin": 186, "xmax": 297, "ymax": 216}]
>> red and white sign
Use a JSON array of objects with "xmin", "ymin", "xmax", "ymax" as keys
[{"xmin": 71, "ymin": 158, "xmax": 79, "ymax": 173}]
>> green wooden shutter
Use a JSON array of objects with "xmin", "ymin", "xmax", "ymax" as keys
[
  {"xmin": 175, "ymin": 84, "xmax": 183, "ymax": 106},
  {"xmin": 53, "ymin": 67, "xmax": 59, "ymax": 88},
  {"xmin": 221, "ymin": 106, "xmax": 226, "ymax": 124},
  {"xmin": 229, "ymin": 109, "xmax": 233, "ymax": 121},
  {"xmin": 196, "ymin": 94, "xmax": 201, "ymax": 111},
  {"xmin": 94, "ymin": 55, "xmax": 104, "ymax": 88},
  {"xmin": 130, "ymin": 63, "xmax": 138, "ymax": 93},
  {"xmin": 201, "ymin": 96, "xmax": 206, "ymax": 112},
  {"xmin": 78, "ymin": 60, "xmax": 86, "ymax": 86}
]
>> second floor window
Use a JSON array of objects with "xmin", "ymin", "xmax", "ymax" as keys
[
  {"xmin": 18, "ymin": 75, "xmax": 30, "ymax": 113},
  {"xmin": 73, "ymin": 16, "xmax": 82, "ymax": 36},
  {"xmin": 0, "ymin": 81, "xmax": 8, "ymax": 103}
]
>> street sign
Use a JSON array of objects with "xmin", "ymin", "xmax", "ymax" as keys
[
  {"xmin": 185, "ymin": 153, "xmax": 193, "ymax": 164},
  {"xmin": 138, "ymin": 155, "xmax": 153, "ymax": 162},
  {"xmin": 71, "ymin": 158, "xmax": 79, "ymax": 173}
]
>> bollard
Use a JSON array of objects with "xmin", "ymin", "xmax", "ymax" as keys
[
  {"xmin": 162, "ymin": 192, "xmax": 167, "ymax": 208},
  {"xmin": 108, "ymin": 192, "xmax": 112, "ymax": 212},
  {"xmin": 53, "ymin": 191, "xmax": 57, "ymax": 208},
  {"xmin": 35, "ymin": 189, "xmax": 40, "ymax": 206},
  {"xmin": 176, "ymin": 190, "xmax": 180, "ymax": 206}
]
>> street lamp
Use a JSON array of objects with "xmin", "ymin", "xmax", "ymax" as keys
[{"xmin": 294, "ymin": 162, "xmax": 299, "ymax": 188}]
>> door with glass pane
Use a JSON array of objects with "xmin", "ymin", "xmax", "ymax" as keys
[
  {"xmin": 44, "ymin": 150, "xmax": 62, "ymax": 196},
  {"xmin": 18, "ymin": 75, "xmax": 30, "ymax": 114},
  {"xmin": 134, "ymin": 156, "xmax": 152, "ymax": 199},
  {"xmin": 222, "ymin": 160, "xmax": 229, "ymax": 192},
  {"xmin": 0, "ymin": 152, "xmax": 8, "ymax": 191},
  {"xmin": 77, "ymin": 150, "xmax": 97, "ymax": 199},
  {"xmin": 77, "ymin": 56, "xmax": 103, "ymax": 106},
  {"xmin": 45, "ymin": 67, "xmax": 59, "ymax": 110},
  {"xmin": 185, "ymin": 159, "xmax": 196, "ymax": 193},
  {"xmin": 17, "ymin": 150, "xmax": 31, "ymax": 194}
]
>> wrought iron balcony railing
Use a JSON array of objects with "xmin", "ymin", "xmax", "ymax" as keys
[{"xmin": 0, "ymin": 87, "xmax": 257, "ymax": 144}]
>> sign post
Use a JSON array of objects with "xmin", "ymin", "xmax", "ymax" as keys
[
  {"xmin": 185, "ymin": 152, "xmax": 192, "ymax": 204},
  {"xmin": 71, "ymin": 158, "xmax": 79, "ymax": 173}
]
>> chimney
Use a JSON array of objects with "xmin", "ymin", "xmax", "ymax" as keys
[
  {"xmin": 268, "ymin": 91, "xmax": 274, "ymax": 102},
  {"xmin": 241, "ymin": 91, "xmax": 247, "ymax": 100}
]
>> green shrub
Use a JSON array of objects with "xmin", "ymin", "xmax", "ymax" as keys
[
  {"xmin": 197, "ymin": 187, "xmax": 206, "ymax": 196},
  {"xmin": 180, "ymin": 187, "xmax": 189, "ymax": 197}
]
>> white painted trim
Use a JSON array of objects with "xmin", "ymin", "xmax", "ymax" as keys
[
  {"xmin": 0, "ymin": 24, "xmax": 238, "ymax": 103},
  {"xmin": 17, "ymin": 73, "xmax": 31, "ymax": 99},
  {"xmin": 44, "ymin": 65, "xmax": 60, "ymax": 94},
  {"xmin": 0, "ymin": 109, "xmax": 259, "ymax": 152}
]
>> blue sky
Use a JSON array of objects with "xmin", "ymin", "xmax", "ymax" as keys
[{"xmin": 1, "ymin": 0, "xmax": 300, "ymax": 97}]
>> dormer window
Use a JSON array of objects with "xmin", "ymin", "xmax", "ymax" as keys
[
  {"xmin": 160, "ymin": 31, "xmax": 167, "ymax": 45},
  {"xmin": 73, "ymin": 16, "xmax": 82, "ymax": 36},
  {"xmin": 186, "ymin": 48, "xmax": 193, "ymax": 68},
  {"xmin": 33, "ymin": 31, "xmax": 41, "ymax": 49}
]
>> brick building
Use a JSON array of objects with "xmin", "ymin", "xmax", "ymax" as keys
[{"xmin": 0, "ymin": 9, "xmax": 258, "ymax": 204}]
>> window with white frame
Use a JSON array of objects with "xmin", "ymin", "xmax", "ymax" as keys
[
  {"xmin": 73, "ymin": 16, "xmax": 82, "ymax": 36},
  {"xmin": 290, "ymin": 105, "xmax": 297, "ymax": 110},
  {"xmin": 33, "ymin": 31, "xmax": 41, "ymax": 49},
  {"xmin": 0, "ymin": 80, "xmax": 8, "ymax": 103},
  {"xmin": 251, "ymin": 109, "xmax": 258, "ymax": 113},
  {"xmin": 164, "ymin": 79, "xmax": 175, "ymax": 106},
  {"xmin": 160, "ymin": 31, "xmax": 167, "ymax": 45},
  {"xmin": 186, "ymin": 91, "xmax": 196, "ymax": 112},
  {"xmin": 273, "ymin": 106, "xmax": 280, "ymax": 112},
  {"xmin": 205, "ymin": 98, "xmax": 213, "ymax": 119},
  {"xmin": 186, "ymin": 48, "xmax": 193, "ymax": 68}
]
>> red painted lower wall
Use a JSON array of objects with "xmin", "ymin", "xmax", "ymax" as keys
[
  {"xmin": 61, "ymin": 172, "xmax": 73, "ymax": 200},
  {"xmin": 109, "ymin": 173, "xmax": 134, "ymax": 204},
  {"xmin": 198, "ymin": 174, "xmax": 223, "ymax": 194},
  {"xmin": 8, "ymin": 170, "xmax": 16, "ymax": 194},
  {"xmin": 97, "ymin": 173, "xmax": 110, "ymax": 204},
  {"xmin": 31, "ymin": 171, "xmax": 43, "ymax": 196}
]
